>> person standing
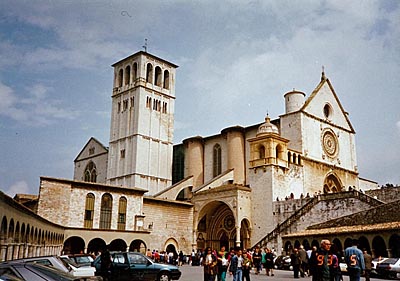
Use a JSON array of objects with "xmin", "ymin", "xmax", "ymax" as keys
[
  {"xmin": 344, "ymin": 240, "xmax": 365, "ymax": 281},
  {"xmin": 253, "ymin": 246, "xmax": 262, "ymax": 275},
  {"xmin": 243, "ymin": 250, "xmax": 252, "ymax": 281},
  {"xmin": 363, "ymin": 250, "xmax": 372, "ymax": 281},
  {"xmin": 308, "ymin": 246, "xmax": 319, "ymax": 281},
  {"xmin": 229, "ymin": 248, "xmax": 243, "ymax": 281},
  {"xmin": 314, "ymin": 240, "xmax": 332, "ymax": 281},
  {"xmin": 216, "ymin": 246, "xmax": 228, "ymax": 281},
  {"xmin": 202, "ymin": 247, "xmax": 217, "ymax": 281},
  {"xmin": 291, "ymin": 248, "xmax": 302, "ymax": 278},
  {"xmin": 299, "ymin": 245, "xmax": 308, "ymax": 277},
  {"xmin": 100, "ymin": 247, "xmax": 112, "ymax": 281}
]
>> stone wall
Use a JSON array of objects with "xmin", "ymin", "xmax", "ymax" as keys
[
  {"xmin": 143, "ymin": 198, "xmax": 194, "ymax": 253},
  {"xmin": 365, "ymin": 187, "xmax": 400, "ymax": 203}
]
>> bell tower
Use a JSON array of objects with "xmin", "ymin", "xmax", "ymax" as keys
[{"xmin": 106, "ymin": 51, "xmax": 178, "ymax": 195}]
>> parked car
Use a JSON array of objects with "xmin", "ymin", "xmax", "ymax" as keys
[
  {"xmin": 274, "ymin": 255, "xmax": 292, "ymax": 270},
  {"xmin": 371, "ymin": 257, "xmax": 389, "ymax": 276},
  {"xmin": 376, "ymin": 257, "xmax": 400, "ymax": 279},
  {"xmin": 0, "ymin": 261, "xmax": 81, "ymax": 281},
  {"xmin": 4, "ymin": 256, "xmax": 99, "ymax": 280},
  {"xmin": 93, "ymin": 251, "xmax": 182, "ymax": 281},
  {"xmin": 58, "ymin": 257, "xmax": 97, "ymax": 278},
  {"xmin": 61, "ymin": 254, "xmax": 95, "ymax": 267}
]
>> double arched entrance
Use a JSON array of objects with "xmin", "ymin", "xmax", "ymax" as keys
[{"xmin": 195, "ymin": 200, "xmax": 251, "ymax": 251}]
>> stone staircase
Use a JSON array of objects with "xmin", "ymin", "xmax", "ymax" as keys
[{"xmin": 252, "ymin": 190, "xmax": 384, "ymax": 249}]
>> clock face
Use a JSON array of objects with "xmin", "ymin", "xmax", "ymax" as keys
[
  {"xmin": 322, "ymin": 130, "xmax": 338, "ymax": 157},
  {"xmin": 224, "ymin": 215, "xmax": 235, "ymax": 230}
]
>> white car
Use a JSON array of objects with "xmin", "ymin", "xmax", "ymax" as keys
[
  {"xmin": 59, "ymin": 255, "xmax": 97, "ymax": 278},
  {"xmin": 371, "ymin": 257, "xmax": 388, "ymax": 275},
  {"xmin": 376, "ymin": 257, "xmax": 400, "ymax": 279}
]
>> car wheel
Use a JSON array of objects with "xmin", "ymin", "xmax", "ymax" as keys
[{"xmin": 158, "ymin": 272, "xmax": 171, "ymax": 281}]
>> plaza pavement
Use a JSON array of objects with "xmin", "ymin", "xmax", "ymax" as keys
[{"xmin": 178, "ymin": 265, "xmax": 390, "ymax": 281}]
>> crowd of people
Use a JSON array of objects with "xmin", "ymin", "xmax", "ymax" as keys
[
  {"xmin": 189, "ymin": 246, "xmax": 277, "ymax": 281},
  {"xmin": 289, "ymin": 238, "xmax": 370, "ymax": 281}
]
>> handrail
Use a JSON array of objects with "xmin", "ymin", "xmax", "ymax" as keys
[{"xmin": 251, "ymin": 190, "xmax": 384, "ymax": 249}]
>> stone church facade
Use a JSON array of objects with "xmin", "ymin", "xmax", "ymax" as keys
[{"xmin": 2, "ymin": 50, "xmax": 399, "ymax": 261}]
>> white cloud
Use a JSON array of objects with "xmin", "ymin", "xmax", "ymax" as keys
[
  {"xmin": 0, "ymin": 81, "xmax": 79, "ymax": 126},
  {"xmin": 5, "ymin": 181, "xmax": 29, "ymax": 197}
]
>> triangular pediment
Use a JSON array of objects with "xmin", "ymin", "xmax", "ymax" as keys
[
  {"xmin": 74, "ymin": 137, "xmax": 108, "ymax": 162},
  {"xmin": 301, "ymin": 78, "xmax": 354, "ymax": 132}
]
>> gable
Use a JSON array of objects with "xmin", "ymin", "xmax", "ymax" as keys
[
  {"xmin": 74, "ymin": 137, "xmax": 108, "ymax": 162},
  {"xmin": 301, "ymin": 79, "xmax": 354, "ymax": 132}
]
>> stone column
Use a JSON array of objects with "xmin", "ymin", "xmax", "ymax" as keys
[
  {"xmin": 235, "ymin": 226, "xmax": 241, "ymax": 247},
  {"xmin": 0, "ymin": 244, "xmax": 7, "ymax": 262}
]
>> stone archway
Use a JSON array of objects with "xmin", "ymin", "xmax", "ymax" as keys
[
  {"xmin": 323, "ymin": 173, "xmax": 343, "ymax": 193},
  {"xmin": 196, "ymin": 201, "xmax": 235, "ymax": 250},
  {"xmin": 87, "ymin": 238, "xmax": 106, "ymax": 255},
  {"xmin": 63, "ymin": 236, "xmax": 85, "ymax": 254},
  {"xmin": 109, "ymin": 238, "xmax": 127, "ymax": 252},
  {"xmin": 129, "ymin": 239, "xmax": 146, "ymax": 253}
]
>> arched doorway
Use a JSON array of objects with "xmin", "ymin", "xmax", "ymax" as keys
[
  {"xmin": 109, "ymin": 239, "xmax": 127, "ymax": 252},
  {"xmin": 196, "ymin": 201, "xmax": 236, "ymax": 250},
  {"xmin": 358, "ymin": 236, "xmax": 371, "ymax": 253},
  {"xmin": 129, "ymin": 239, "xmax": 146, "ymax": 253},
  {"xmin": 87, "ymin": 238, "xmax": 106, "ymax": 255},
  {"xmin": 63, "ymin": 236, "xmax": 85, "ymax": 254},
  {"xmin": 389, "ymin": 234, "xmax": 400, "ymax": 258},
  {"xmin": 372, "ymin": 236, "xmax": 388, "ymax": 258}
]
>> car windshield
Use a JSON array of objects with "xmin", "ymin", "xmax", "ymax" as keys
[
  {"xmin": 381, "ymin": 258, "xmax": 399, "ymax": 264},
  {"xmin": 27, "ymin": 264, "xmax": 79, "ymax": 281}
]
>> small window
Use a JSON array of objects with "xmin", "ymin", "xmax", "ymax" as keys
[
  {"xmin": 213, "ymin": 144, "xmax": 222, "ymax": 177},
  {"xmin": 323, "ymin": 104, "xmax": 332, "ymax": 119},
  {"xmin": 163, "ymin": 70, "xmax": 170, "ymax": 89},
  {"xmin": 120, "ymin": 149, "xmax": 126, "ymax": 159},
  {"xmin": 89, "ymin": 147, "xmax": 95, "ymax": 155},
  {"xmin": 146, "ymin": 63, "xmax": 153, "ymax": 83}
]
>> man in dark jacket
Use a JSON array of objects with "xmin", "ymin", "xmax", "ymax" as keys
[
  {"xmin": 291, "ymin": 248, "xmax": 302, "ymax": 278},
  {"xmin": 363, "ymin": 250, "xmax": 372, "ymax": 281},
  {"xmin": 314, "ymin": 239, "xmax": 332, "ymax": 281}
]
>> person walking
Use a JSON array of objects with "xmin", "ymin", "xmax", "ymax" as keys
[
  {"xmin": 344, "ymin": 240, "xmax": 365, "ymax": 281},
  {"xmin": 314, "ymin": 240, "xmax": 332, "ymax": 281},
  {"xmin": 100, "ymin": 247, "xmax": 112, "ymax": 281},
  {"xmin": 216, "ymin": 246, "xmax": 228, "ymax": 281},
  {"xmin": 229, "ymin": 248, "xmax": 243, "ymax": 281},
  {"xmin": 253, "ymin": 246, "xmax": 262, "ymax": 275},
  {"xmin": 291, "ymin": 248, "xmax": 302, "ymax": 278},
  {"xmin": 299, "ymin": 245, "xmax": 308, "ymax": 277},
  {"xmin": 265, "ymin": 248, "xmax": 275, "ymax": 276},
  {"xmin": 363, "ymin": 250, "xmax": 372, "ymax": 281},
  {"xmin": 202, "ymin": 247, "xmax": 217, "ymax": 281},
  {"xmin": 243, "ymin": 250, "xmax": 252, "ymax": 281}
]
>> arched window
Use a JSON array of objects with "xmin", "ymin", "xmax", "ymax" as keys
[
  {"xmin": 276, "ymin": 144, "xmax": 283, "ymax": 160},
  {"xmin": 133, "ymin": 63, "xmax": 138, "ymax": 81},
  {"xmin": 118, "ymin": 197, "xmax": 127, "ymax": 230},
  {"xmin": 84, "ymin": 193, "xmax": 95, "ymax": 228},
  {"xmin": 293, "ymin": 153, "xmax": 297, "ymax": 164},
  {"xmin": 288, "ymin": 152, "xmax": 292, "ymax": 163},
  {"xmin": 146, "ymin": 63, "xmax": 153, "ymax": 83},
  {"xmin": 125, "ymin": 65, "xmax": 131, "ymax": 85},
  {"xmin": 259, "ymin": 145, "xmax": 265, "ymax": 159},
  {"xmin": 155, "ymin": 66, "xmax": 162, "ymax": 86},
  {"xmin": 100, "ymin": 193, "xmax": 112, "ymax": 229},
  {"xmin": 213, "ymin": 144, "xmax": 222, "ymax": 177},
  {"xmin": 163, "ymin": 70, "xmax": 170, "ymax": 89},
  {"xmin": 118, "ymin": 69, "xmax": 123, "ymax": 87},
  {"xmin": 84, "ymin": 161, "xmax": 97, "ymax": 183},
  {"xmin": 323, "ymin": 174, "xmax": 343, "ymax": 193}
]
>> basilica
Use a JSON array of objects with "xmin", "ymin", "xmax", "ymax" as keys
[{"xmin": 1, "ymin": 50, "xmax": 399, "ymax": 262}]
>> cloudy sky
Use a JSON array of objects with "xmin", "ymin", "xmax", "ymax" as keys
[{"xmin": 0, "ymin": 0, "xmax": 399, "ymax": 196}]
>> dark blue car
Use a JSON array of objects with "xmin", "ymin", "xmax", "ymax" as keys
[{"xmin": 93, "ymin": 252, "xmax": 181, "ymax": 281}]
